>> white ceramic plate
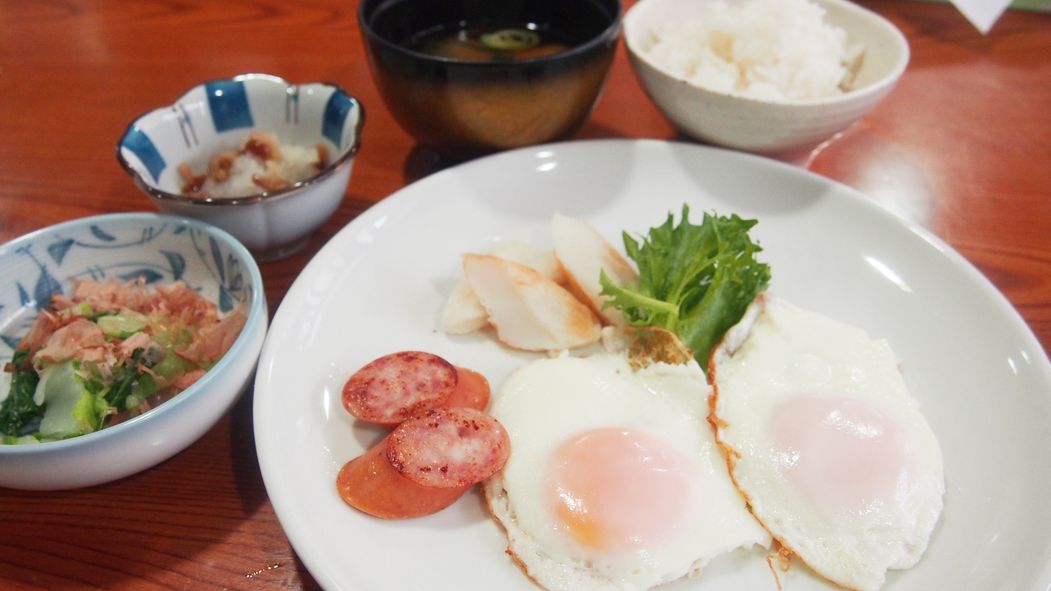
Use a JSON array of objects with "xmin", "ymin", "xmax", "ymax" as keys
[{"xmin": 253, "ymin": 139, "xmax": 1051, "ymax": 591}]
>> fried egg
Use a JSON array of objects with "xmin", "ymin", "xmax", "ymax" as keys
[
  {"xmin": 485, "ymin": 353, "xmax": 770, "ymax": 591},
  {"xmin": 709, "ymin": 293, "xmax": 944, "ymax": 591}
]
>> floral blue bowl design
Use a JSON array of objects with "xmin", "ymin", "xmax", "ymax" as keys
[
  {"xmin": 0, "ymin": 213, "xmax": 268, "ymax": 490},
  {"xmin": 117, "ymin": 73, "xmax": 365, "ymax": 261}
]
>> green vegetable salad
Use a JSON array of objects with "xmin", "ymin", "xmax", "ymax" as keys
[
  {"xmin": 599, "ymin": 204, "xmax": 771, "ymax": 371},
  {"xmin": 0, "ymin": 279, "xmax": 246, "ymax": 444}
]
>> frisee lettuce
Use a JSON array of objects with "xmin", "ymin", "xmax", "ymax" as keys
[{"xmin": 598, "ymin": 204, "xmax": 771, "ymax": 372}]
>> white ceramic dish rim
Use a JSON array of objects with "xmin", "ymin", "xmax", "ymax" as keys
[
  {"xmin": 623, "ymin": 0, "xmax": 910, "ymax": 106},
  {"xmin": 253, "ymin": 139, "xmax": 1051, "ymax": 591},
  {"xmin": 115, "ymin": 73, "xmax": 365, "ymax": 208},
  {"xmin": 0, "ymin": 212, "xmax": 267, "ymax": 456}
]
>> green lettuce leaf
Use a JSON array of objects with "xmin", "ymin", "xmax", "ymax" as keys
[{"xmin": 598, "ymin": 204, "xmax": 771, "ymax": 371}]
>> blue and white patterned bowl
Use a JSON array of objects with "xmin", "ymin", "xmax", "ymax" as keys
[
  {"xmin": 0, "ymin": 213, "xmax": 268, "ymax": 490},
  {"xmin": 117, "ymin": 74, "xmax": 365, "ymax": 261}
]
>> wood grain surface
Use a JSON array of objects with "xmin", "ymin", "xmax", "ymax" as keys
[{"xmin": 0, "ymin": 0, "xmax": 1048, "ymax": 589}]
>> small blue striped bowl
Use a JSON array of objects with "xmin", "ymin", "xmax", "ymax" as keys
[{"xmin": 116, "ymin": 74, "xmax": 365, "ymax": 261}]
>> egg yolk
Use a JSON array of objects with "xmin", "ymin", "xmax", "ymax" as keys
[
  {"xmin": 770, "ymin": 395, "xmax": 915, "ymax": 513},
  {"xmin": 545, "ymin": 427, "xmax": 696, "ymax": 554}
]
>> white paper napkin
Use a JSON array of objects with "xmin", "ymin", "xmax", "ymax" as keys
[{"xmin": 949, "ymin": 0, "xmax": 1014, "ymax": 33}]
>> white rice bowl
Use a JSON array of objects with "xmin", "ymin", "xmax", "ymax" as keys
[{"xmin": 624, "ymin": 0, "xmax": 910, "ymax": 153}]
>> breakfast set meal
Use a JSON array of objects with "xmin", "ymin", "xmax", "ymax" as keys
[
  {"xmin": 0, "ymin": 0, "xmax": 944, "ymax": 586},
  {"xmin": 331, "ymin": 207, "xmax": 945, "ymax": 591}
]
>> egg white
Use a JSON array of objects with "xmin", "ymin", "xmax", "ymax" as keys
[
  {"xmin": 710, "ymin": 293, "xmax": 945, "ymax": 591},
  {"xmin": 485, "ymin": 352, "xmax": 770, "ymax": 591}
]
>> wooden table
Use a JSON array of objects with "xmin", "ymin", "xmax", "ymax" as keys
[{"xmin": 0, "ymin": 0, "xmax": 1048, "ymax": 589}]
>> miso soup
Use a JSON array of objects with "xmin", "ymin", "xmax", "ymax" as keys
[{"xmin": 404, "ymin": 22, "xmax": 578, "ymax": 61}]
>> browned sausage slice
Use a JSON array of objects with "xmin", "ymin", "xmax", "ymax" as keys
[
  {"xmin": 336, "ymin": 406, "xmax": 510, "ymax": 519},
  {"xmin": 387, "ymin": 406, "xmax": 510, "ymax": 489},
  {"xmin": 342, "ymin": 351, "xmax": 457, "ymax": 428}
]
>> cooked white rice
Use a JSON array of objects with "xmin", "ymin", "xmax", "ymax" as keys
[{"xmin": 645, "ymin": 0, "xmax": 859, "ymax": 101}]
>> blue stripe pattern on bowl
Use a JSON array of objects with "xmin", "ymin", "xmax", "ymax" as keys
[
  {"xmin": 323, "ymin": 89, "xmax": 355, "ymax": 149},
  {"xmin": 206, "ymin": 80, "xmax": 254, "ymax": 132},
  {"xmin": 120, "ymin": 127, "xmax": 167, "ymax": 183}
]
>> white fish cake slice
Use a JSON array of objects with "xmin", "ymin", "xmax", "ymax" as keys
[
  {"xmin": 462, "ymin": 254, "xmax": 600, "ymax": 352},
  {"xmin": 441, "ymin": 242, "xmax": 566, "ymax": 335},
  {"xmin": 551, "ymin": 212, "xmax": 638, "ymax": 327}
]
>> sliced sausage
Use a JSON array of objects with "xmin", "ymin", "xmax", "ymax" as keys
[
  {"xmin": 336, "ymin": 406, "xmax": 511, "ymax": 519},
  {"xmin": 387, "ymin": 406, "xmax": 510, "ymax": 489},
  {"xmin": 336, "ymin": 437, "xmax": 470, "ymax": 519},
  {"xmin": 342, "ymin": 351, "xmax": 458, "ymax": 428},
  {"xmin": 445, "ymin": 366, "xmax": 491, "ymax": 411}
]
